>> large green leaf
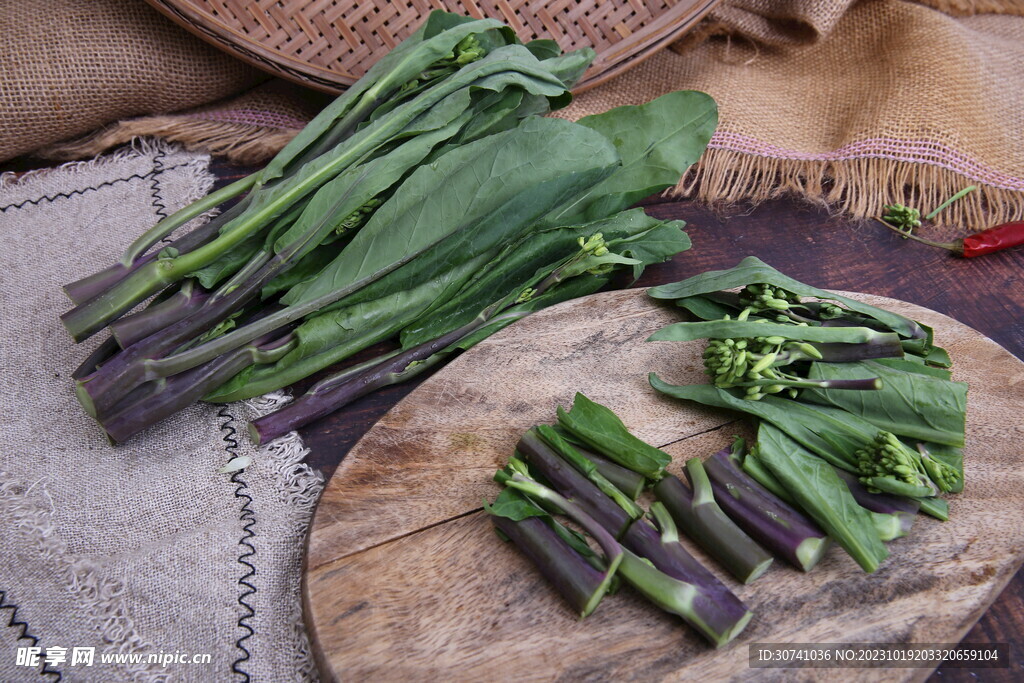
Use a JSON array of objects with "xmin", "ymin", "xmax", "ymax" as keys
[
  {"xmin": 756, "ymin": 423, "xmax": 889, "ymax": 573},
  {"xmin": 647, "ymin": 256, "xmax": 926, "ymax": 341},
  {"xmin": 648, "ymin": 377, "xmax": 875, "ymax": 471},
  {"xmin": 804, "ymin": 361, "xmax": 967, "ymax": 447},
  {"xmin": 557, "ymin": 393, "xmax": 671, "ymax": 479},
  {"xmin": 542, "ymin": 90, "xmax": 718, "ymax": 227},
  {"xmin": 281, "ymin": 116, "xmax": 619, "ymax": 309}
]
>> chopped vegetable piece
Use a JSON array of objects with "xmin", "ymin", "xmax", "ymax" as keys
[
  {"xmin": 704, "ymin": 443, "xmax": 831, "ymax": 571},
  {"xmin": 487, "ymin": 487, "xmax": 616, "ymax": 618},
  {"xmin": 755, "ymin": 423, "xmax": 889, "ymax": 573},
  {"xmin": 653, "ymin": 463, "xmax": 773, "ymax": 584},
  {"xmin": 534, "ymin": 424, "xmax": 643, "ymax": 519},
  {"xmin": 619, "ymin": 517, "xmax": 752, "ymax": 647},
  {"xmin": 556, "ymin": 392, "xmax": 671, "ymax": 480},
  {"xmin": 517, "ymin": 429, "xmax": 632, "ymax": 538}
]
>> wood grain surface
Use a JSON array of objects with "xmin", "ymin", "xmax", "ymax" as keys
[{"xmin": 304, "ymin": 288, "xmax": 1024, "ymax": 681}]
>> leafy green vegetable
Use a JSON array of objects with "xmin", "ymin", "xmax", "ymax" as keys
[
  {"xmin": 804, "ymin": 360, "xmax": 967, "ymax": 447},
  {"xmin": 647, "ymin": 256, "xmax": 927, "ymax": 342},
  {"xmin": 543, "ymin": 91, "xmax": 719, "ymax": 227},
  {"xmin": 64, "ymin": 12, "xmax": 719, "ymax": 442},
  {"xmin": 755, "ymin": 423, "xmax": 889, "ymax": 573},
  {"xmin": 557, "ymin": 393, "xmax": 671, "ymax": 480}
]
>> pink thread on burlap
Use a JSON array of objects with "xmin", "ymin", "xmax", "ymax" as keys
[
  {"xmin": 185, "ymin": 109, "xmax": 309, "ymax": 130},
  {"xmin": 708, "ymin": 132, "xmax": 1024, "ymax": 192}
]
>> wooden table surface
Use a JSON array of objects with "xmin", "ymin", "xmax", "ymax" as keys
[{"xmin": 290, "ymin": 190, "xmax": 1024, "ymax": 680}]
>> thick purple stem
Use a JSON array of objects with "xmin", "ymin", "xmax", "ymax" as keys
[
  {"xmin": 517, "ymin": 430, "xmax": 631, "ymax": 538},
  {"xmin": 705, "ymin": 447, "xmax": 830, "ymax": 571},
  {"xmin": 99, "ymin": 331, "xmax": 295, "ymax": 443},
  {"xmin": 109, "ymin": 282, "xmax": 210, "ymax": 348},
  {"xmin": 491, "ymin": 515, "xmax": 607, "ymax": 618}
]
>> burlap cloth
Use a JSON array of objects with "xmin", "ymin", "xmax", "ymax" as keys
[
  {"xmin": 8, "ymin": 0, "xmax": 1023, "ymax": 233},
  {"xmin": 0, "ymin": 142, "xmax": 323, "ymax": 681}
]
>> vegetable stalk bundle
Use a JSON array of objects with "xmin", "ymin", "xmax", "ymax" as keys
[{"xmin": 61, "ymin": 11, "xmax": 718, "ymax": 443}]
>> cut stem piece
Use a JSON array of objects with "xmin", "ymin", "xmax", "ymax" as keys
[
  {"xmin": 491, "ymin": 514, "xmax": 611, "ymax": 619},
  {"xmin": 654, "ymin": 464, "xmax": 773, "ymax": 584},
  {"xmin": 704, "ymin": 445, "xmax": 830, "ymax": 572}
]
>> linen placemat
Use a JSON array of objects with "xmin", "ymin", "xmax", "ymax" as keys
[{"xmin": 0, "ymin": 142, "xmax": 322, "ymax": 682}]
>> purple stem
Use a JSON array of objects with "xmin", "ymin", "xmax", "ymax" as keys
[
  {"xmin": 491, "ymin": 515, "xmax": 607, "ymax": 618},
  {"xmin": 517, "ymin": 430, "xmax": 632, "ymax": 538},
  {"xmin": 705, "ymin": 447, "xmax": 830, "ymax": 571},
  {"xmin": 108, "ymin": 281, "xmax": 210, "ymax": 349},
  {"xmin": 620, "ymin": 519, "xmax": 752, "ymax": 643},
  {"xmin": 71, "ymin": 335, "xmax": 120, "ymax": 380},
  {"xmin": 62, "ymin": 200, "xmax": 247, "ymax": 305},
  {"xmin": 248, "ymin": 311, "xmax": 519, "ymax": 444},
  {"xmin": 76, "ymin": 241, "xmax": 296, "ymax": 418},
  {"xmin": 99, "ymin": 331, "xmax": 295, "ymax": 443},
  {"xmin": 831, "ymin": 466, "xmax": 919, "ymax": 536}
]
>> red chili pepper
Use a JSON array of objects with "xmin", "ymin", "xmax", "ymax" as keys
[{"xmin": 878, "ymin": 219, "xmax": 1024, "ymax": 258}]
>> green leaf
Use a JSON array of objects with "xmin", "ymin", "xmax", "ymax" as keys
[
  {"xmin": 557, "ymin": 393, "xmax": 671, "ymax": 479},
  {"xmin": 648, "ymin": 320, "xmax": 898, "ymax": 345},
  {"xmin": 804, "ymin": 361, "xmax": 967, "ymax": 447},
  {"xmin": 538, "ymin": 48, "xmax": 596, "ymax": 89},
  {"xmin": 259, "ymin": 14, "xmax": 510, "ymax": 184},
  {"xmin": 484, "ymin": 486, "xmax": 548, "ymax": 521},
  {"xmin": 542, "ymin": 90, "xmax": 718, "ymax": 227},
  {"xmin": 755, "ymin": 423, "xmax": 889, "ymax": 573},
  {"xmin": 399, "ymin": 209, "xmax": 679, "ymax": 349},
  {"xmin": 649, "ymin": 377, "xmax": 874, "ymax": 471},
  {"xmin": 281, "ymin": 116, "xmax": 619, "ymax": 310},
  {"xmin": 606, "ymin": 222, "xmax": 692, "ymax": 280},
  {"xmin": 674, "ymin": 295, "xmax": 737, "ymax": 321},
  {"xmin": 871, "ymin": 357, "xmax": 952, "ymax": 380},
  {"xmin": 647, "ymin": 256, "xmax": 927, "ymax": 341}
]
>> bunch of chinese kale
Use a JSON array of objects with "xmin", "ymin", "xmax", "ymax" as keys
[
  {"xmin": 60, "ymin": 11, "xmax": 718, "ymax": 443},
  {"xmin": 648, "ymin": 257, "xmax": 967, "ymax": 573},
  {"xmin": 486, "ymin": 394, "xmax": 795, "ymax": 647}
]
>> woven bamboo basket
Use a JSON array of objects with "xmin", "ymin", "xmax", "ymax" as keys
[{"xmin": 145, "ymin": 0, "xmax": 720, "ymax": 94}]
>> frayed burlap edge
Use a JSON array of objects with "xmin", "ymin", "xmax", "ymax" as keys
[
  {"xmin": 676, "ymin": 149, "xmax": 1024, "ymax": 237},
  {"xmin": 915, "ymin": 0, "xmax": 1024, "ymax": 17},
  {"xmin": 39, "ymin": 118, "xmax": 299, "ymax": 166}
]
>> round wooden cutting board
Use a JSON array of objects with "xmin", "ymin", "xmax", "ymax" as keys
[{"xmin": 303, "ymin": 289, "xmax": 1024, "ymax": 681}]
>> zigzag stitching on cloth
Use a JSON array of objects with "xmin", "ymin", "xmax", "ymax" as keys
[
  {"xmin": 0, "ymin": 160, "xmax": 192, "ymax": 213},
  {"xmin": 217, "ymin": 407, "xmax": 257, "ymax": 682},
  {"xmin": 147, "ymin": 146, "xmax": 172, "ymax": 225},
  {"xmin": 0, "ymin": 589, "xmax": 62, "ymax": 680}
]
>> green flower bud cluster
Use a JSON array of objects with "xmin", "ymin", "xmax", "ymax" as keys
[
  {"xmin": 578, "ymin": 232, "xmax": 608, "ymax": 256},
  {"xmin": 738, "ymin": 284, "xmax": 799, "ymax": 313},
  {"xmin": 882, "ymin": 203, "xmax": 922, "ymax": 233},
  {"xmin": 418, "ymin": 35, "xmax": 487, "ymax": 82},
  {"xmin": 515, "ymin": 287, "xmax": 536, "ymax": 304},
  {"xmin": 335, "ymin": 197, "xmax": 383, "ymax": 236},
  {"xmin": 453, "ymin": 35, "xmax": 486, "ymax": 65},
  {"xmin": 817, "ymin": 302, "xmax": 845, "ymax": 320},
  {"xmin": 577, "ymin": 233, "xmax": 615, "ymax": 275},
  {"xmin": 917, "ymin": 445, "xmax": 959, "ymax": 493},
  {"xmin": 702, "ymin": 332, "xmax": 821, "ymax": 400},
  {"xmin": 855, "ymin": 431, "xmax": 931, "ymax": 493}
]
